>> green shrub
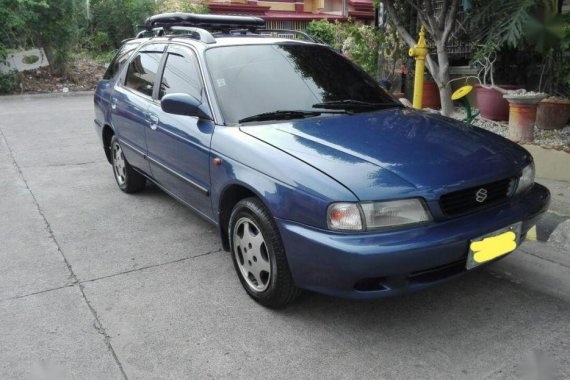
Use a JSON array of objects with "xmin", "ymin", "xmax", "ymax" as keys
[
  {"xmin": 22, "ymin": 55, "xmax": 40, "ymax": 64},
  {"xmin": 307, "ymin": 20, "xmax": 407, "ymax": 80},
  {"xmin": 156, "ymin": 0, "xmax": 208, "ymax": 13},
  {"xmin": 341, "ymin": 24, "xmax": 382, "ymax": 77},
  {"xmin": 0, "ymin": 71, "xmax": 18, "ymax": 94},
  {"xmin": 88, "ymin": 31, "xmax": 113, "ymax": 53},
  {"xmin": 306, "ymin": 19, "xmax": 339, "ymax": 47},
  {"xmin": 90, "ymin": 0, "xmax": 157, "ymax": 48}
]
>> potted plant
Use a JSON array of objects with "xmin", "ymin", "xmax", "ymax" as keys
[
  {"xmin": 471, "ymin": 42, "xmax": 521, "ymax": 121},
  {"xmin": 537, "ymin": 97, "xmax": 570, "ymax": 130},
  {"xmin": 469, "ymin": 0, "xmax": 569, "ymax": 138},
  {"xmin": 503, "ymin": 90, "xmax": 548, "ymax": 143},
  {"xmin": 536, "ymin": 46, "xmax": 570, "ymax": 129},
  {"xmin": 421, "ymin": 70, "xmax": 441, "ymax": 109},
  {"xmin": 470, "ymin": 42, "xmax": 548, "ymax": 142}
]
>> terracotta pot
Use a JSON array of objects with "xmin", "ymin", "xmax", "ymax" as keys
[
  {"xmin": 508, "ymin": 103, "xmax": 537, "ymax": 143},
  {"xmin": 536, "ymin": 99, "xmax": 570, "ymax": 130},
  {"xmin": 474, "ymin": 84, "xmax": 521, "ymax": 121},
  {"xmin": 421, "ymin": 80, "xmax": 440, "ymax": 109}
]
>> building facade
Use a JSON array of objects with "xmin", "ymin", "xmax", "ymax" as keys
[{"xmin": 207, "ymin": 0, "xmax": 375, "ymax": 30}]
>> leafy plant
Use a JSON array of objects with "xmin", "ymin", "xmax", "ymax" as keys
[
  {"xmin": 342, "ymin": 23, "xmax": 383, "ymax": 77},
  {"xmin": 306, "ymin": 19, "xmax": 340, "ymax": 47},
  {"xmin": 470, "ymin": 41, "xmax": 501, "ymax": 89},
  {"xmin": 90, "ymin": 0, "xmax": 157, "ymax": 48},
  {"xmin": 87, "ymin": 31, "xmax": 113, "ymax": 53},
  {"xmin": 0, "ymin": 70, "xmax": 19, "ymax": 94},
  {"xmin": 470, "ymin": 0, "xmax": 569, "ymax": 96},
  {"xmin": 34, "ymin": 0, "xmax": 86, "ymax": 75},
  {"xmin": 0, "ymin": 0, "xmax": 49, "ymax": 48},
  {"xmin": 471, "ymin": 0, "xmax": 567, "ymax": 52},
  {"xmin": 156, "ymin": 0, "xmax": 208, "ymax": 14}
]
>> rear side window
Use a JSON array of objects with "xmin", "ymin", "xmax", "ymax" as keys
[
  {"xmin": 103, "ymin": 42, "xmax": 139, "ymax": 80},
  {"xmin": 125, "ymin": 52, "xmax": 162, "ymax": 97},
  {"xmin": 159, "ymin": 53, "xmax": 203, "ymax": 101}
]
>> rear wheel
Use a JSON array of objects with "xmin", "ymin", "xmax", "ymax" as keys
[
  {"xmin": 229, "ymin": 197, "xmax": 301, "ymax": 308},
  {"xmin": 110, "ymin": 135, "xmax": 145, "ymax": 193}
]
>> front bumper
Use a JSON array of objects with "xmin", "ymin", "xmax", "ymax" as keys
[{"xmin": 277, "ymin": 183, "xmax": 550, "ymax": 299}]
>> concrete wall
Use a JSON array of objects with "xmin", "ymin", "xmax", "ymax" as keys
[{"xmin": 523, "ymin": 145, "xmax": 570, "ymax": 182}]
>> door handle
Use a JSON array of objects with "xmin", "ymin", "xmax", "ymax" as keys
[
  {"xmin": 111, "ymin": 97, "xmax": 117, "ymax": 110},
  {"xmin": 149, "ymin": 114, "xmax": 159, "ymax": 130}
]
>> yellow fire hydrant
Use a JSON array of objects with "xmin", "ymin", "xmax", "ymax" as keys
[{"xmin": 408, "ymin": 26, "xmax": 429, "ymax": 109}]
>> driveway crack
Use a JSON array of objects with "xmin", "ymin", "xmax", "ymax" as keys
[
  {"xmin": 0, "ymin": 126, "xmax": 130, "ymax": 380},
  {"xmin": 80, "ymin": 248, "xmax": 224, "ymax": 284}
]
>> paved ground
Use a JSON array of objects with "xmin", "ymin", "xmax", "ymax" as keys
[{"xmin": 1, "ymin": 94, "xmax": 569, "ymax": 380}]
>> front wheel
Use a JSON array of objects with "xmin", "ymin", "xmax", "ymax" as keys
[
  {"xmin": 229, "ymin": 197, "xmax": 301, "ymax": 308},
  {"xmin": 110, "ymin": 135, "xmax": 146, "ymax": 193}
]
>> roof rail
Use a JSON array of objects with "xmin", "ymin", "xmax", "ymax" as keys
[
  {"xmin": 211, "ymin": 28, "xmax": 315, "ymax": 42},
  {"xmin": 136, "ymin": 26, "xmax": 216, "ymax": 44},
  {"xmin": 138, "ymin": 13, "xmax": 317, "ymax": 44},
  {"xmin": 144, "ymin": 13, "xmax": 265, "ymax": 32},
  {"xmin": 257, "ymin": 29, "xmax": 314, "ymax": 42}
]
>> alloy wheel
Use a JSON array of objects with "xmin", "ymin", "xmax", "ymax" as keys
[
  {"xmin": 112, "ymin": 142, "xmax": 126, "ymax": 186},
  {"xmin": 232, "ymin": 217, "xmax": 272, "ymax": 292}
]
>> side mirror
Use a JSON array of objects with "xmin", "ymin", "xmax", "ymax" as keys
[{"xmin": 161, "ymin": 93, "xmax": 213, "ymax": 120}]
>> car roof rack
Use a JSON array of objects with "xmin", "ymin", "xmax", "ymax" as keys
[
  {"xmin": 137, "ymin": 13, "xmax": 315, "ymax": 44},
  {"xmin": 145, "ymin": 13, "xmax": 265, "ymax": 32},
  {"xmin": 215, "ymin": 29, "xmax": 314, "ymax": 42},
  {"xmin": 136, "ymin": 26, "xmax": 217, "ymax": 44}
]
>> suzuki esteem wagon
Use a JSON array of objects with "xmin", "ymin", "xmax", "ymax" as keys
[{"xmin": 94, "ymin": 13, "xmax": 550, "ymax": 307}]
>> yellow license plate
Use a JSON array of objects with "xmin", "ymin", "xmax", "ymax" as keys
[{"xmin": 466, "ymin": 222, "xmax": 522, "ymax": 269}]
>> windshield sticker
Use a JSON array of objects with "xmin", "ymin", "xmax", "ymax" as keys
[{"xmin": 217, "ymin": 78, "xmax": 226, "ymax": 87}]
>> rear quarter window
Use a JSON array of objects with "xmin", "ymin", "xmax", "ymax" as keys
[
  {"xmin": 103, "ymin": 41, "xmax": 140, "ymax": 80},
  {"xmin": 124, "ymin": 52, "xmax": 163, "ymax": 97}
]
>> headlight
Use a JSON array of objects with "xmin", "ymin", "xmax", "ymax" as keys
[
  {"xmin": 327, "ymin": 198, "xmax": 431, "ymax": 231},
  {"xmin": 360, "ymin": 199, "xmax": 432, "ymax": 229},
  {"xmin": 515, "ymin": 162, "xmax": 535, "ymax": 195}
]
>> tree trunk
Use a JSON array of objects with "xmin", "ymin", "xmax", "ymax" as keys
[
  {"xmin": 438, "ymin": 83, "xmax": 453, "ymax": 116},
  {"xmin": 384, "ymin": 0, "xmax": 461, "ymax": 116},
  {"xmin": 432, "ymin": 41, "xmax": 454, "ymax": 116}
]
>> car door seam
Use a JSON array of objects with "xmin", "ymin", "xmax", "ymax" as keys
[{"xmin": 118, "ymin": 137, "xmax": 209, "ymax": 196}]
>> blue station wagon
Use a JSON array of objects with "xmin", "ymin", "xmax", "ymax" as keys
[{"xmin": 94, "ymin": 13, "xmax": 550, "ymax": 307}]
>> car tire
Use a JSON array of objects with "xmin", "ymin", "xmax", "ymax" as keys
[
  {"xmin": 229, "ymin": 197, "xmax": 302, "ymax": 308},
  {"xmin": 110, "ymin": 135, "xmax": 146, "ymax": 193}
]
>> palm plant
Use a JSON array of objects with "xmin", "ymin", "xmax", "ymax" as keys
[{"xmin": 471, "ymin": 0, "xmax": 569, "ymax": 96}]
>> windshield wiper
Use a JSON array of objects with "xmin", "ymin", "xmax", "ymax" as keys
[
  {"xmin": 238, "ymin": 110, "xmax": 344, "ymax": 124},
  {"xmin": 312, "ymin": 100, "xmax": 402, "ymax": 111}
]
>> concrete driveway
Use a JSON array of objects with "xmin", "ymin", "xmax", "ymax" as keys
[{"xmin": 1, "ymin": 94, "xmax": 569, "ymax": 380}]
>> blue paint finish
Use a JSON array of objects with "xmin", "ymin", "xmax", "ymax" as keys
[
  {"xmin": 111, "ymin": 86, "xmax": 152, "ymax": 172},
  {"xmin": 94, "ymin": 36, "xmax": 550, "ymax": 299},
  {"xmin": 241, "ymin": 108, "xmax": 531, "ymax": 201},
  {"xmin": 277, "ymin": 183, "xmax": 549, "ymax": 298},
  {"xmin": 146, "ymin": 102, "xmax": 214, "ymax": 217},
  {"xmin": 210, "ymin": 126, "xmax": 357, "ymax": 229},
  {"xmin": 93, "ymin": 80, "xmax": 114, "ymax": 143}
]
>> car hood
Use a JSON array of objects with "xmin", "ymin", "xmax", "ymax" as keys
[{"xmin": 240, "ymin": 108, "xmax": 530, "ymax": 201}]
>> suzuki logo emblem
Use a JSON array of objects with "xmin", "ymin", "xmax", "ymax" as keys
[{"xmin": 475, "ymin": 188, "xmax": 488, "ymax": 203}]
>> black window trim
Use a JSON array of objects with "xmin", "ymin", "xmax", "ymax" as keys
[
  {"xmin": 119, "ymin": 43, "xmax": 168, "ymax": 103},
  {"xmin": 155, "ymin": 42, "xmax": 217, "ymax": 125},
  {"xmin": 154, "ymin": 49, "xmax": 204, "ymax": 102}
]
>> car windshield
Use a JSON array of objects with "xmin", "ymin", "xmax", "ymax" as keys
[{"xmin": 205, "ymin": 44, "xmax": 400, "ymax": 124}]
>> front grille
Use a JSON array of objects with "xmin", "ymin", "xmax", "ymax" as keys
[{"xmin": 440, "ymin": 178, "xmax": 515, "ymax": 217}]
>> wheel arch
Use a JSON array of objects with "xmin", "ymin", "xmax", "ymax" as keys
[
  {"xmin": 102, "ymin": 124, "xmax": 116, "ymax": 164},
  {"xmin": 217, "ymin": 182, "xmax": 272, "ymax": 251}
]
